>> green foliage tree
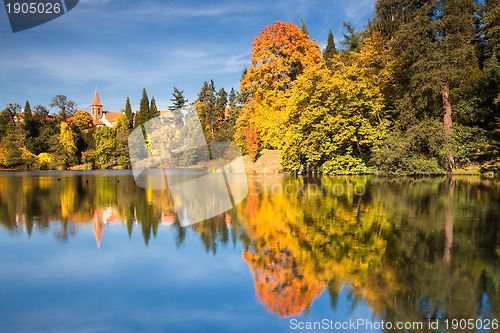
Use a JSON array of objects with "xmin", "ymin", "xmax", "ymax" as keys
[
  {"xmin": 50, "ymin": 95, "xmax": 76, "ymax": 121},
  {"xmin": 93, "ymin": 126, "xmax": 117, "ymax": 168},
  {"xmin": 124, "ymin": 97, "xmax": 133, "ymax": 129},
  {"xmin": 228, "ymin": 88, "xmax": 238, "ymax": 107},
  {"xmin": 0, "ymin": 103, "xmax": 20, "ymax": 139},
  {"xmin": 300, "ymin": 18, "xmax": 309, "ymax": 36},
  {"xmin": 134, "ymin": 88, "xmax": 150, "ymax": 128},
  {"xmin": 150, "ymin": 97, "xmax": 159, "ymax": 119},
  {"xmin": 196, "ymin": 80, "xmax": 220, "ymax": 140},
  {"xmin": 341, "ymin": 22, "xmax": 363, "ymax": 52},
  {"xmin": 386, "ymin": 0, "xmax": 478, "ymax": 171},
  {"xmin": 23, "ymin": 101, "xmax": 32, "ymax": 122},
  {"xmin": 170, "ymin": 86, "xmax": 188, "ymax": 125},
  {"xmin": 323, "ymin": 29, "xmax": 338, "ymax": 61},
  {"xmin": 216, "ymin": 88, "xmax": 228, "ymax": 111},
  {"xmin": 170, "ymin": 86, "xmax": 188, "ymax": 109}
]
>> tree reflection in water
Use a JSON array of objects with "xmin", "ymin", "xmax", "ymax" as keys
[{"xmin": 0, "ymin": 172, "xmax": 498, "ymax": 330}]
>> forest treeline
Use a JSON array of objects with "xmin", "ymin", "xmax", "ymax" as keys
[
  {"xmin": 0, "ymin": 0, "xmax": 498, "ymax": 174},
  {"xmin": 234, "ymin": 0, "xmax": 499, "ymax": 175}
]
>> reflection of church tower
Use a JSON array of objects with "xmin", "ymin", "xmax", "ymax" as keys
[
  {"xmin": 93, "ymin": 218, "xmax": 103, "ymax": 249},
  {"xmin": 90, "ymin": 89, "xmax": 103, "ymax": 123}
]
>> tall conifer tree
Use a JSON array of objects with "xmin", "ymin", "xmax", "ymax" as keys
[
  {"xmin": 323, "ymin": 29, "xmax": 338, "ymax": 61},
  {"xmin": 134, "ymin": 88, "xmax": 150, "ymax": 128},
  {"xmin": 150, "ymin": 97, "xmax": 159, "ymax": 119},
  {"xmin": 124, "ymin": 97, "xmax": 133, "ymax": 129}
]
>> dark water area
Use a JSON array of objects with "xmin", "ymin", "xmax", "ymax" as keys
[{"xmin": 0, "ymin": 171, "xmax": 498, "ymax": 332}]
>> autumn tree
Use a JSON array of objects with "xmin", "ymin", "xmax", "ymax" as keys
[
  {"xmin": 282, "ymin": 61, "xmax": 388, "ymax": 173},
  {"xmin": 241, "ymin": 21, "xmax": 321, "ymax": 94},
  {"xmin": 70, "ymin": 110, "xmax": 94, "ymax": 163},
  {"xmin": 59, "ymin": 122, "xmax": 77, "ymax": 167},
  {"xmin": 93, "ymin": 126, "xmax": 117, "ymax": 168},
  {"xmin": 50, "ymin": 95, "xmax": 76, "ymax": 121},
  {"xmin": 70, "ymin": 110, "xmax": 93, "ymax": 134},
  {"xmin": 239, "ymin": 21, "xmax": 322, "ymax": 149}
]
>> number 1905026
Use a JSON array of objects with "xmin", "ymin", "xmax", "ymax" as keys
[{"xmin": 5, "ymin": 2, "xmax": 62, "ymax": 14}]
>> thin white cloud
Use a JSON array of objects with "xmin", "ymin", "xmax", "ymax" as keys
[{"xmin": 344, "ymin": 0, "xmax": 377, "ymax": 25}]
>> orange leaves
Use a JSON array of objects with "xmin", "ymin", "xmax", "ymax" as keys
[
  {"xmin": 237, "ymin": 22, "xmax": 322, "ymax": 150},
  {"xmin": 241, "ymin": 21, "xmax": 321, "ymax": 95}
]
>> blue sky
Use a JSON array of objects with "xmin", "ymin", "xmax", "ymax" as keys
[{"xmin": 0, "ymin": 0, "xmax": 376, "ymax": 114}]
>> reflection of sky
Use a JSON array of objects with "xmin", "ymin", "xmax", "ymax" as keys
[{"xmin": 0, "ymin": 224, "xmax": 379, "ymax": 333}]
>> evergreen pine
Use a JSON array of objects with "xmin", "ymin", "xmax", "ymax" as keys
[
  {"xmin": 150, "ymin": 97, "xmax": 159, "ymax": 119},
  {"xmin": 134, "ymin": 88, "xmax": 150, "ymax": 128},
  {"xmin": 23, "ymin": 100, "xmax": 34, "ymax": 141},
  {"xmin": 23, "ymin": 100, "xmax": 32, "ymax": 121},
  {"xmin": 323, "ymin": 29, "xmax": 338, "ymax": 60},
  {"xmin": 300, "ymin": 18, "xmax": 309, "ymax": 36},
  {"xmin": 196, "ymin": 80, "xmax": 218, "ymax": 139},
  {"xmin": 170, "ymin": 87, "xmax": 188, "ymax": 109},
  {"xmin": 216, "ymin": 88, "xmax": 228, "ymax": 109},
  {"xmin": 124, "ymin": 97, "xmax": 133, "ymax": 129},
  {"xmin": 341, "ymin": 22, "xmax": 362, "ymax": 52},
  {"xmin": 386, "ymin": 0, "xmax": 477, "ymax": 171},
  {"xmin": 228, "ymin": 88, "xmax": 237, "ymax": 107}
]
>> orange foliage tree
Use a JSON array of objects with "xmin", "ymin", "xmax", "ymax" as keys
[
  {"xmin": 241, "ymin": 21, "xmax": 322, "ymax": 94},
  {"xmin": 243, "ymin": 249, "xmax": 323, "ymax": 317},
  {"xmin": 238, "ymin": 22, "xmax": 322, "ymax": 150}
]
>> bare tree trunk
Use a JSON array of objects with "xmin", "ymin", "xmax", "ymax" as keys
[{"xmin": 442, "ymin": 77, "xmax": 455, "ymax": 172}]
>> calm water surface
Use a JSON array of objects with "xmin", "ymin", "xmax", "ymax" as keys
[{"xmin": 0, "ymin": 171, "xmax": 498, "ymax": 333}]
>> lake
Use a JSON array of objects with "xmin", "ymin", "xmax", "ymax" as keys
[{"xmin": 0, "ymin": 171, "xmax": 498, "ymax": 332}]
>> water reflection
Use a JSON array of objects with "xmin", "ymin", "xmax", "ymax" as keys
[{"xmin": 0, "ymin": 172, "xmax": 498, "ymax": 331}]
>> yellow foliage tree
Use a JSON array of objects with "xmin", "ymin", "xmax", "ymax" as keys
[{"xmin": 59, "ymin": 122, "xmax": 77, "ymax": 167}]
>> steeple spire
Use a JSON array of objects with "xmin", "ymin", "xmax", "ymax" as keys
[
  {"xmin": 90, "ymin": 88, "xmax": 103, "ymax": 123},
  {"xmin": 91, "ymin": 88, "xmax": 102, "ymax": 107}
]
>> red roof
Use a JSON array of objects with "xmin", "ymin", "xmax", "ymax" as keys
[
  {"xmin": 104, "ymin": 112, "xmax": 121, "ymax": 123},
  {"xmin": 91, "ymin": 90, "xmax": 103, "ymax": 107}
]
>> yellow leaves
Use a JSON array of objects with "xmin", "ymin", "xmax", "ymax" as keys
[
  {"xmin": 70, "ymin": 110, "xmax": 94, "ymax": 133},
  {"xmin": 37, "ymin": 152, "xmax": 53, "ymax": 164},
  {"xmin": 281, "ymin": 58, "xmax": 389, "ymax": 173},
  {"xmin": 0, "ymin": 147, "xmax": 6, "ymax": 166},
  {"xmin": 59, "ymin": 122, "xmax": 77, "ymax": 159}
]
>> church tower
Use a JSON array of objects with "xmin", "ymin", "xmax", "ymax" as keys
[{"xmin": 90, "ymin": 89, "xmax": 103, "ymax": 122}]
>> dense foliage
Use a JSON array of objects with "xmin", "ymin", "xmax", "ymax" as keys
[
  {"xmin": 231, "ymin": 5, "xmax": 499, "ymax": 174},
  {"xmin": 0, "ymin": 0, "xmax": 498, "ymax": 174}
]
